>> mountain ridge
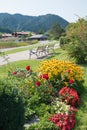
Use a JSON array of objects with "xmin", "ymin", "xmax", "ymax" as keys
[{"xmin": 0, "ymin": 13, "xmax": 69, "ymax": 33}]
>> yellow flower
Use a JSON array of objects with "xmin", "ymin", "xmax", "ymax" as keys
[
  {"xmin": 32, "ymin": 86, "xmax": 35, "ymax": 88},
  {"xmin": 64, "ymin": 82, "xmax": 69, "ymax": 86},
  {"xmin": 38, "ymin": 59, "xmax": 84, "ymax": 82}
]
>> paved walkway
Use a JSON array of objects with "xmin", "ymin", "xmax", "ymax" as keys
[
  {"xmin": 0, "ymin": 43, "xmax": 60, "ymax": 66},
  {"xmin": 0, "ymin": 50, "xmax": 37, "ymax": 65}
]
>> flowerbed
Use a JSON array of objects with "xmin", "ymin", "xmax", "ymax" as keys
[
  {"xmin": 38, "ymin": 59, "xmax": 84, "ymax": 94},
  {"xmin": 6, "ymin": 59, "xmax": 84, "ymax": 130}
]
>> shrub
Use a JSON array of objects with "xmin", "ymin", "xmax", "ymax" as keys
[
  {"xmin": 25, "ymin": 107, "xmax": 35, "ymax": 120},
  {"xmin": 65, "ymin": 41, "xmax": 87, "ymax": 64},
  {"xmin": 26, "ymin": 120, "xmax": 58, "ymax": 130},
  {"xmin": 25, "ymin": 94, "xmax": 41, "ymax": 120},
  {"xmin": 11, "ymin": 66, "xmax": 55, "ymax": 103},
  {"xmin": 38, "ymin": 59, "xmax": 84, "ymax": 94},
  {"xmin": 65, "ymin": 18, "xmax": 87, "ymax": 64},
  {"xmin": 60, "ymin": 36, "xmax": 70, "ymax": 48},
  {"xmin": 35, "ymin": 103, "xmax": 52, "ymax": 117},
  {"xmin": 0, "ymin": 79, "xmax": 25, "ymax": 130}
]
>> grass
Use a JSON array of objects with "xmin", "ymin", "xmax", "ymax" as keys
[
  {"xmin": 0, "ymin": 41, "xmax": 38, "ymax": 56},
  {"xmin": 0, "ymin": 48, "xmax": 70, "ymax": 75},
  {"xmin": 0, "ymin": 44, "xmax": 38, "ymax": 56},
  {"xmin": 46, "ymin": 48, "xmax": 70, "ymax": 60},
  {"xmin": 0, "ymin": 60, "xmax": 41, "ymax": 76},
  {"xmin": 74, "ymin": 64, "xmax": 87, "ymax": 130},
  {"xmin": 0, "ymin": 47, "xmax": 87, "ymax": 129},
  {"xmin": 5, "ymin": 46, "xmax": 31, "ymax": 54},
  {"xmin": 0, "ymin": 40, "xmax": 58, "ymax": 55},
  {"xmin": 0, "ymin": 41, "xmax": 29, "ymax": 48}
]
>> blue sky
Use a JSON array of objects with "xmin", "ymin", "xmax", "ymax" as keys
[{"xmin": 0, "ymin": 0, "xmax": 87, "ymax": 22}]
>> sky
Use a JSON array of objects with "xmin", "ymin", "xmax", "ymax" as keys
[{"xmin": 0, "ymin": 0, "xmax": 87, "ymax": 22}]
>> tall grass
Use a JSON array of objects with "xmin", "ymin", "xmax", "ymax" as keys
[{"xmin": 0, "ymin": 41, "xmax": 29, "ymax": 48}]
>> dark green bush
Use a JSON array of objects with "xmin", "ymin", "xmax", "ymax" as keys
[
  {"xmin": 60, "ymin": 36, "xmax": 66, "ymax": 45},
  {"xmin": 65, "ymin": 40, "xmax": 87, "ymax": 64},
  {"xmin": 60, "ymin": 36, "xmax": 70, "ymax": 48},
  {"xmin": 0, "ymin": 79, "xmax": 25, "ymax": 130}
]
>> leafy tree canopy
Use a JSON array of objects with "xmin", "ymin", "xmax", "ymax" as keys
[
  {"xmin": 65, "ymin": 18, "xmax": 87, "ymax": 63},
  {"xmin": 66, "ymin": 18, "xmax": 87, "ymax": 42},
  {"xmin": 49, "ymin": 22, "xmax": 65, "ymax": 40}
]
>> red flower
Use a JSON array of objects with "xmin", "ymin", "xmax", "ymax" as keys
[
  {"xmin": 59, "ymin": 87, "xmax": 80, "ymax": 107},
  {"xmin": 69, "ymin": 79, "xmax": 74, "ymax": 84},
  {"xmin": 26, "ymin": 65, "xmax": 30, "ymax": 71},
  {"xmin": 36, "ymin": 81, "xmax": 41, "ymax": 86},
  {"xmin": 69, "ymin": 106, "xmax": 78, "ymax": 113},
  {"xmin": 49, "ymin": 113, "xmax": 76, "ymax": 130},
  {"xmin": 13, "ymin": 71, "xmax": 17, "ymax": 75},
  {"xmin": 43, "ymin": 74, "xmax": 49, "ymax": 80},
  {"xmin": 39, "ymin": 74, "xmax": 49, "ymax": 80},
  {"xmin": 66, "ymin": 69, "xmax": 70, "ymax": 73}
]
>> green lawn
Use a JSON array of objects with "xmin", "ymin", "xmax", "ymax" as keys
[
  {"xmin": 0, "ymin": 60, "xmax": 40, "ymax": 76},
  {"xmin": 0, "ymin": 40, "xmax": 58, "ymax": 56},
  {"xmin": 0, "ymin": 48, "xmax": 69, "ymax": 75},
  {"xmin": 0, "ymin": 44, "xmax": 38, "ymax": 56},
  {"xmin": 74, "ymin": 64, "xmax": 87, "ymax": 130},
  {"xmin": 0, "ymin": 48, "xmax": 87, "ymax": 129}
]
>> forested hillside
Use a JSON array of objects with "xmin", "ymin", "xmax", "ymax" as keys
[{"xmin": 0, "ymin": 13, "xmax": 69, "ymax": 33}]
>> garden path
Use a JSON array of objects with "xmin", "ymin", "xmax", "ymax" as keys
[
  {"xmin": 0, "ymin": 42, "xmax": 60, "ymax": 66},
  {"xmin": 0, "ymin": 50, "xmax": 37, "ymax": 65}
]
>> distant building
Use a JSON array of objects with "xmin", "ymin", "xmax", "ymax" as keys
[
  {"xmin": 12, "ymin": 31, "xmax": 29, "ymax": 37},
  {"xmin": 2, "ymin": 33, "xmax": 12, "ymax": 38},
  {"xmin": 29, "ymin": 34, "xmax": 48, "ymax": 41}
]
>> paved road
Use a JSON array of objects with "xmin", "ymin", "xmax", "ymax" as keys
[{"xmin": 0, "ymin": 42, "xmax": 60, "ymax": 66}]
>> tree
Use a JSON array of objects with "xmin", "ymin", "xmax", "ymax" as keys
[
  {"xmin": 0, "ymin": 33, "xmax": 2, "ymax": 39},
  {"xmin": 49, "ymin": 22, "xmax": 64, "ymax": 40},
  {"xmin": 66, "ymin": 19, "xmax": 87, "ymax": 42},
  {"xmin": 38, "ymin": 28, "xmax": 45, "ymax": 34},
  {"xmin": 65, "ymin": 18, "xmax": 87, "ymax": 63},
  {"xmin": 0, "ymin": 27, "xmax": 12, "ymax": 33}
]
